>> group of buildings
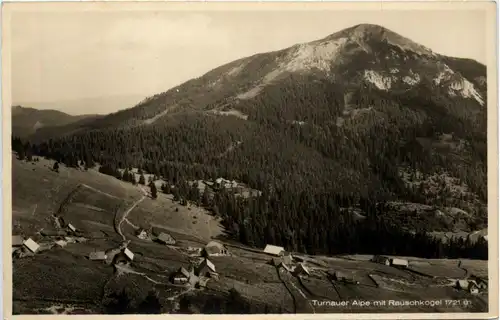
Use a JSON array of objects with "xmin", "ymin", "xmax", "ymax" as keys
[
  {"xmin": 455, "ymin": 276, "xmax": 488, "ymax": 295},
  {"xmin": 12, "ymin": 223, "xmax": 81, "ymax": 258},
  {"xmin": 263, "ymin": 244, "xmax": 311, "ymax": 277},
  {"xmin": 169, "ymin": 240, "xmax": 229, "ymax": 288},
  {"xmin": 372, "ymin": 255, "xmax": 409, "ymax": 268}
]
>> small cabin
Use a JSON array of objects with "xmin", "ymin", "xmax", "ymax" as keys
[
  {"xmin": 372, "ymin": 255, "xmax": 391, "ymax": 266},
  {"xmin": 469, "ymin": 275, "xmax": 488, "ymax": 289},
  {"xmin": 469, "ymin": 282, "xmax": 479, "ymax": 294},
  {"xmin": 136, "ymin": 229, "xmax": 149, "ymax": 240},
  {"xmin": 172, "ymin": 267, "xmax": 190, "ymax": 284},
  {"xmin": 390, "ymin": 258, "xmax": 409, "ymax": 269},
  {"xmin": 55, "ymin": 240, "xmax": 67, "ymax": 247},
  {"xmin": 456, "ymin": 279, "xmax": 480, "ymax": 294},
  {"xmin": 123, "ymin": 248, "xmax": 134, "ymax": 261},
  {"xmin": 270, "ymin": 254, "xmax": 293, "ymax": 268},
  {"xmin": 12, "ymin": 235, "xmax": 24, "ymax": 247},
  {"xmin": 294, "ymin": 263, "xmax": 310, "ymax": 277},
  {"xmin": 263, "ymin": 244, "xmax": 285, "ymax": 256},
  {"xmin": 23, "ymin": 238, "xmax": 40, "ymax": 253},
  {"xmin": 89, "ymin": 251, "xmax": 107, "ymax": 261},
  {"xmin": 156, "ymin": 232, "xmax": 176, "ymax": 245},
  {"xmin": 202, "ymin": 241, "xmax": 228, "ymax": 257},
  {"xmin": 67, "ymin": 223, "xmax": 77, "ymax": 233},
  {"xmin": 195, "ymin": 258, "xmax": 216, "ymax": 277},
  {"xmin": 456, "ymin": 279, "xmax": 469, "ymax": 290}
]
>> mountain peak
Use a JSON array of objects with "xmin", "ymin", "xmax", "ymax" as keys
[
  {"xmin": 351, "ymin": 23, "xmax": 390, "ymax": 33},
  {"xmin": 326, "ymin": 23, "xmax": 435, "ymax": 57}
]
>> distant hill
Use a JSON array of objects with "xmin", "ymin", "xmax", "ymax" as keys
[{"xmin": 12, "ymin": 105, "xmax": 102, "ymax": 138}]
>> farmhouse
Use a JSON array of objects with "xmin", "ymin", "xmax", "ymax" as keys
[
  {"xmin": 41, "ymin": 230, "xmax": 67, "ymax": 237},
  {"xmin": 89, "ymin": 251, "xmax": 107, "ymax": 261},
  {"xmin": 12, "ymin": 235, "xmax": 24, "ymax": 247},
  {"xmin": 469, "ymin": 275, "xmax": 488, "ymax": 289},
  {"xmin": 270, "ymin": 253, "xmax": 293, "ymax": 268},
  {"xmin": 469, "ymin": 282, "xmax": 479, "ymax": 294},
  {"xmin": 331, "ymin": 271, "xmax": 349, "ymax": 281},
  {"xmin": 372, "ymin": 255, "xmax": 391, "ymax": 265},
  {"xmin": 332, "ymin": 271, "xmax": 359, "ymax": 284},
  {"xmin": 23, "ymin": 238, "xmax": 40, "ymax": 253},
  {"xmin": 55, "ymin": 240, "xmax": 67, "ymax": 247},
  {"xmin": 171, "ymin": 267, "xmax": 190, "ymax": 284},
  {"xmin": 67, "ymin": 223, "xmax": 77, "ymax": 233},
  {"xmin": 156, "ymin": 232, "xmax": 176, "ymax": 245},
  {"xmin": 136, "ymin": 228, "xmax": 149, "ymax": 240},
  {"xmin": 124, "ymin": 248, "xmax": 134, "ymax": 261},
  {"xmin": 456, "ymin": 279, "xmax": 480, "ymax": 294},
  {"xmin": 456, "ymin": 279, "xmax": 469, "ymax": 290},
  {"xmin": 202, "ymin": 241, "xmax": 228, "ymax": 257},
  {"xmin": 390, "ymin": 258, "xmax": 409, "ymax": 268},
  {"xmin": 263, "ymin": 244, "xmax": 285, "ymax": 256},
  {"xmin": 195, "ymin": 258, "xmax": 216, "ymax": 277}
]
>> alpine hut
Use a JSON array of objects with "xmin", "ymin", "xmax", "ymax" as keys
[
  {"xmin": 171, "ymin": 267, "xmax": 191, "ymax": 284},
  {"xmin": 12, "ymin": 235, "xmax": 24, "ymax": 247},
  {"xmin": 202, "ymin": 241, "xmax": 228, "ymax": 257},
  {"xmin": 390, "ymin": 258, "xmax": 409, "ymax": 269},
  {"xmin": 89, "ymin": 251, "xmax": 107, "ymax": 261},
  {"xmin": 156, "ymin": 232, "xmax": 176, "ymax": 245},
  {"xmin": 195, "ymin": 258, "xmax": 216, "ymax": 277},
  {"xmin": 372, "ymin": 255, "xmax": 391, "ymax": 266},
  {"xmin": 263, "ymin": 244, "xmax": 285, "ymax": 256},
  {"xmin": 23, "ymin": 238, "xmax": 40, "ymax": 253}
]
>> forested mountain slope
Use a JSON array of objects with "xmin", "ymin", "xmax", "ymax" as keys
[{"xmin": 12, "ymin": 105, "xmax": 101, "ymax": 138}]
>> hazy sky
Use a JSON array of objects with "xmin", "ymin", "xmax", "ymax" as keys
[{"xmin": 9, "ymin": 5, "xmax": 488, "ymax": 114}]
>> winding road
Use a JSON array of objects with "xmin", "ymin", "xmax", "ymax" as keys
[{"xmin": 116, "ymin": 186, "xmax": 148, "ymax": 242}]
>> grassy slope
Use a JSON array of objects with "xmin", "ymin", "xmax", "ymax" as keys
[{"xmin": 11, "ymin": 156, "xmax": 488, "ymax": 314}]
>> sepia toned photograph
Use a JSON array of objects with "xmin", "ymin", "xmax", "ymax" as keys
[{"xmin": 2, "ymin": 1, "xmax": 498, "ymax": 317}]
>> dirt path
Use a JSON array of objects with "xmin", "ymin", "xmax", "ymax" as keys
[
  {"xmin": 116, "ymin": 189, "xmax": 147, "ymax": 241},
  {"xmin": 288, "ymin": 277, "xmax": 316, "ymax": 313},
  {"xmin": 276, "ymin": 268, "xmax": 297, "ymax": 313},
  {"xmin": 31, "ymin": 204, "xmax": 38, "ymax": 216},
  {"xmin": 166, "ymin": 288, "xmax": 195, "ymax": 301},
  {"xmin": 80, "ymin": 183, "xmax": 122, "ymax": 200},
  {"xmin": 458, "ymin": 260, "xmax": 469, "ymax": 278},
  {"xmin": 124, "ymin": 218, "xmax": 140, "ymax": 230},
  {"xmin": 115, "ymin": 264, "xmax": 167, "ymax": 285}
]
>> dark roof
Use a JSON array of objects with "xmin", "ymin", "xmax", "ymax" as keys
[
  {"xmin": 113, "ymin": 252, "xmax": 130, "ymax": 264},
  {"xmin": 271, "ymin": 257, "xmax": 281, "ymax": 266},
  {"xmin": 196, "ymin": 259, "xmax": 216, "ymax": 274},
  {"xmin": 12, "ymin": 235, "xmax": 24, "ymax": 246}
]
